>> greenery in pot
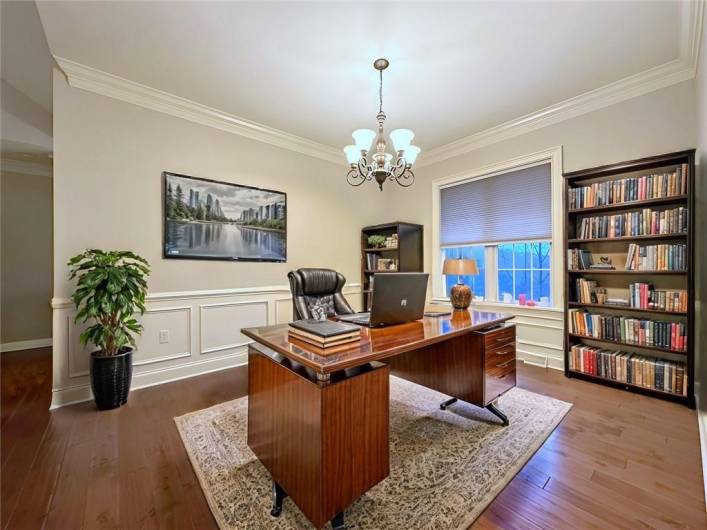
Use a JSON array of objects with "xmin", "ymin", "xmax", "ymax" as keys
[
  {"xmin": 367, "ymin": 235, "xmax": 387, "ymax": 248},
  {"xmin": 69, "ymin": 249, "xmax": 150, "ymax": 355}
]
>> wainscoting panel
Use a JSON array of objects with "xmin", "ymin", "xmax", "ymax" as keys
[
  {"xmin": 50, "ymin": 283, "xmax": 361, "ymax": 409},
  {"xmin": 199, "ymin": 300, "xmax": 268, "ymax": 355}
]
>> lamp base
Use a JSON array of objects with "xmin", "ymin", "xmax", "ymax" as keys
[{"xmin": 450, "ymin": 283, "xmax": 472, "ymax": 310}]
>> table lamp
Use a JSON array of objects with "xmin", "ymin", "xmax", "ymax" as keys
[{"xmin": 443, "ymin": 258, "xmax": 479, "ymax": 310}]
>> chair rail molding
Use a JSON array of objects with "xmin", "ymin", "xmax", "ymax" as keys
[
  {"xmin": 54, "ymin": 56, "xmax": 341, "ymax": 165},
  {"xmin": 50, "ymin": 283, "xmax": 362, "ymax": 409}
]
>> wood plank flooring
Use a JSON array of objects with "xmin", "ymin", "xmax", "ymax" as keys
[{"xmin": 1, "ymin": 347, "xmax": 704, "ymax": 529}]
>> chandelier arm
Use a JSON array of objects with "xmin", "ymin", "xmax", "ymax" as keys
[
  {"xmin": 388, "ymin": 157, "xmax": 407, "ymax": 179},
  {"xmin": 357, "ymin": 156, "xmax": 370, "ymax": 177},
  {"xmin": 392, "ymin": 168, "xmax": 415, "ymax": 187},
  {"xmin": 346, "ymin": 167, "xmax": 367, "ymax": 187}
]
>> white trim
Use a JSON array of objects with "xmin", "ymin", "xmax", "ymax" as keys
[
  {"xmin": 431, "ymin": 146, "xmax": 564, "ymax": 307},
  {"xmin": 517, "ymin": 338, "xmax": 564, "ymax": 352},
  {"xmin": 51, "ymin": 283, "xmax": 361, "ymax": 309},
  {"xmin": 51, "ymin": 1, "xmax": 703, "ymax": 172},
  {"xmin": 0, "ymin": 158, "xmax": 52, "ymax": 177},
  {"xmin": 0, "ymin": 337, "xmax": 52, "ymax": 353},
  {"xmin": 54, "ymin": 56, "xmax": 341, "ymax": 165},
  {"xmin": 132, "ymin": 305, "xmax": 193, "ymax": 366},
  {"xmin": 50, "ymin": 348, "xmax": 247, "ymax": 409},
  {"xmin": 418, "ymin": 1, "xmax": 704, "ymax": 168}
]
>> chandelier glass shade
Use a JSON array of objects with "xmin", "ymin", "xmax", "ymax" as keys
[{"xmin": 343, "ymin": 58, "xmax": 420, "ymax": 191}]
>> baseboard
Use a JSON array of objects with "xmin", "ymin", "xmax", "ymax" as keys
[
  {"xmin": 1, "ymin": 338, "xmax": 52, "ymax": 353},
  {"xmin": 695, "ymin": 383, "xmax": 707, "ymax": 511},
  {"xmin": 50, "ymin": 349, "xmax": 248, "ymax": 409}
]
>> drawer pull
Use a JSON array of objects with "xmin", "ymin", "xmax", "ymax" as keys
[
  {"xmin": 494, "ymin": 349, "xmax": 514, "ymax": 356},
  {"xmin": 495, "ymin": 336, "xmax": 512, "ymax": 342},
  {"xmin": 495, "ymin": 359, "xmax": 515, "ymax": 369}
]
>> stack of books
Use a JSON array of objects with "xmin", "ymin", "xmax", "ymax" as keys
[{"xmin": 288, "ymin": 319, "xmax": 361, "ymax": 350}]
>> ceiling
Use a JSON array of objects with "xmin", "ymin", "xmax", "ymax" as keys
[{"xmin": 35, "ymin": 2, "xmax": 687, "ymax": 152}]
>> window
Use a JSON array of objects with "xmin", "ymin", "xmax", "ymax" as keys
[
  {"xmin": 497, "ymin": 241, "xmax": 551, "ymax": 303},
  {"xmin": 442, "ymin": 246, "xmax": 486, "ymax": 299},
  {"xmin": 438, "ymin": 162, "xmax": 553, "ymax": 305}
]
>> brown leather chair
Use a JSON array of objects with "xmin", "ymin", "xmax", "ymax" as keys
[{"xmin": 287, "ymin": 268, "xmax": 355, "ymax": 321}]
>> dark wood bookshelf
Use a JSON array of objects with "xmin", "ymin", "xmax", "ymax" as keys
[
  {"xmin": 568, "ymin": 370, "xmax": 688, "ymax": 404},
  {"xmin": 567, "ymin": 333, "xmax": 687, "ymax": 356},
  {"xmin": 568, "ymin": 233, "xmax": 687, "ymax": 243},
  {"xmin": 363, "ymin": 247, "xmax": 398, "ymax": 253},
  {"xmin": 567, "ymin": 194, "xmax": 687, "ymax": 215},
  {"xmin": 567, "ymin": 301, "xmax": 686, "ymax": 316},
  {"xmin": 563, "ymin": 149, "xmax": 695, "ymax": 408},
  {"xmin": 360, "ymin": 222, "xmax": 423, "ymax": 310},
  {"xmin": 568, "ymin": 269, "xmax": 686, "ymax": 275}
]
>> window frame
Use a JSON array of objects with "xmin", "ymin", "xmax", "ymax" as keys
[{"xmin": 431, "ymin": 147, "xmax": 564, "ymax": 308}]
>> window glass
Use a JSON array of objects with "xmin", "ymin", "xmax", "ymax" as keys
[
  {"xmin": 497, "ymin": 241, "xmax": 551, "ymax": 303},
  {"xmin": 442, "ymin": 246, "xmax": 485, "ymax": 299}
]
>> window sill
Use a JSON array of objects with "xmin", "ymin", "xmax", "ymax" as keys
[{"xmin": 430, "ymin": 298, "xmax": 562, "ymax": 313}]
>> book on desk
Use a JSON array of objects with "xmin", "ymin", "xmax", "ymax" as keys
[{"xmin": 288, "ymin": 319, "xmax": 361, "ymax": 349}]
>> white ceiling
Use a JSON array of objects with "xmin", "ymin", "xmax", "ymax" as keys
[{"xmin": 35, "ymin": 1, "xmax": 685, "ymax": 151}]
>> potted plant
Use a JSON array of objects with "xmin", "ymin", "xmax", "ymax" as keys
[
  {"xmin": 367, "ymin": 234, "xmax": 386, "ymax": 248},
  {"xmin": 69, "ymin": 249, "xmax": 150, "ymax": 410}
]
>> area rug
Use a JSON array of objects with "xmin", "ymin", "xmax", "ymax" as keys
[{"xmin": 175, "ymin": 376, "xmax": 571, "ymax": 529}]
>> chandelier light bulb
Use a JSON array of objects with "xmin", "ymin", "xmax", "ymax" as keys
[
  {"xmin": 403, "ymin": 145, "xmax": 421, "ymax": 165},
  {"xmin": 352, "ymin": 129, "xmax": 376, "ymax": 153},
  {"xmin": 343, "ymin": 145, "xmax": 360, "ymax": 166},
  {"xmin": 390, "ymin": 129, "xmax": 415, "ymax": 152}
]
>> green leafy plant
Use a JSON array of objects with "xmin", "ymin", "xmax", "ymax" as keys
[
  {"xmin": 367, "ymin": 235, "xmax": 387, "ymax": 248},
  {"xmin": 68, "ymin": 250, "xmax": 150, "ymax": 356}
]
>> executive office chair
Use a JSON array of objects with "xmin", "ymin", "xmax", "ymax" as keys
[{"xmin": 287, "ymin": 268, "xmax": 355, "ymax": 321}]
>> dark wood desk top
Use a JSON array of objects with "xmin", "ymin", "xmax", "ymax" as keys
[{"xmin": 242, "ymin": 310, "xmax": 513, "ymax": 375}]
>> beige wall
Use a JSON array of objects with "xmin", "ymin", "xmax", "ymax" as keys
[
  {"xmin": 1, "ymin": 169, "xmax": 53, "ymax": 344},
  {"xmin": 52, "ymin": 69, "xmax": 386, "ymax": 299},
  {"xmin": 383, "ymin": 79, "xmax": 697, "ymax": 278},
  {"xmin": 696, "ymin": 9, "xmax": 707, "ymax": 397}
]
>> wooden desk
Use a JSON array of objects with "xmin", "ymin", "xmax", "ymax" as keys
[{"xmin": 242, "ymin": 310, "xmax": 514, "ymax": 529}]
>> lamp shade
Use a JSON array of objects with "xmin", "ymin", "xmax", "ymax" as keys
[
  {"xmin": 352, "ymin": 129, "xmax": 376, "ymax": 152},
  {"xmin": 343, "ymin": 145, "xmax": 360, "ymax": 165},
  {"xmin": 442, "ymin": 258, "xmax": 479, "ymax": 276},
  {"xmin": 403, "ymin": 145, "xmax": 421, "ymax": 165},
  {"xmin": 390, "ymin": 129, "xmax": 414, "ymax": 151}
]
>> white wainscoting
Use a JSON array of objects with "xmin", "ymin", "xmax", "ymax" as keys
[
  {"xmin": 50, "ymin": 283, "xmax": 362, "ymax": 409},
  {"xmin": 433, "ymin": 301, "xmax": 565, "ymax": 370}
]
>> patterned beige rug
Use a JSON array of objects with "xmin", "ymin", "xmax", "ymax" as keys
[{"xmin": 175, "ymin": 376, "xmax": 571, "ymax": 530}]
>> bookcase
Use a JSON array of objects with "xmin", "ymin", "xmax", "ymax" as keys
[
  {"xmin": 360, "ymin": 222, "xmax": 423, "ymax": 310},
  {"xmin": 563, "ymin": 150, "xmax": 695, "ymax": 408}
]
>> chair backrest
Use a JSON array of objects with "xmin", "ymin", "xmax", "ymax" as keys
[{"xmin": 287, "ymin": 268, "xmax": 355, "ymax": 321}]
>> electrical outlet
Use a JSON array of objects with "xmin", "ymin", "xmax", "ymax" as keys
[{"xmin": 159, "ymin": 330, "xmax": 170, "ymax": 344}]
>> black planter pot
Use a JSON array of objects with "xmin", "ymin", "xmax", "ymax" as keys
[{"xmin": 90, "ymin": 348, "xmax": 133, "ymax": 410}]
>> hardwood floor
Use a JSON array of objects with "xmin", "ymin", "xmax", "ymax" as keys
[{"xmin": 2, "ymin": 347, "xmax": 704, "ymax": 529}]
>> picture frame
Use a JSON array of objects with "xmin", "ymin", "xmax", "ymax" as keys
[{"xmin": 162, "ymin": 172, "xmax": 287, "ymax": 262}]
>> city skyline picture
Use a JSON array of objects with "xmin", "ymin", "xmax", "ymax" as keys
[{"xmin": 163, "ymin": 172, "xmax": 287, "ymax": 262}]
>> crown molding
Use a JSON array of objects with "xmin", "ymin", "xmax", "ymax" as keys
[
  {"xmin": 1, "ymin": 158, "xmax": 52, "ymax": 177},
  {"xmin": 417, "ymin": 0, "xmax": 704, "ymax": 168},
  {"xmin": 54, "ymin": 57, "xmax": 342, "ymax": 165}
]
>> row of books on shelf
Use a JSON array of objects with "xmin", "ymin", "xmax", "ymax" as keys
[
  {"xmin": 569, "ymin": 344, "xmax": 687, "ymax": 396},
  {"xmin": 575, "ymin": 207, "xmax": 687, "ymax": 239},
  {"xmin": 365, "ymin": 254, "xmax": 398, "ymax": 271},
  {"xmin": 568, "ymin": 309, "xmax": 687, "ymax": 352},
  {"xmin": 573, "ymin": 278, "xmax": 688, "ymax": 311},
  {"xmin": 629, "ymin": 283, "xmax": 687, "ymax": 312},
  {"xmin": 625, "ymin": 243, "xmax": 686, "ymax": 271},
  {"xmin": 568, "ymin": 165, "xmax": 688, "ymax": 209}
]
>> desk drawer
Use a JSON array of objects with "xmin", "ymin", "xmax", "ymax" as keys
[
  {"xmin": 483, "ymin": 325, "xmax": 515, "ymax": 350},
  {"xmin": 484, "ymin": 356, "xmax": 516, "ymax": 403}
]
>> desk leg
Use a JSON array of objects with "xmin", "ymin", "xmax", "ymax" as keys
[
  {"xmin": 486, "ymin": 402, "xmax": 509, "ymax": 426},
  {"xmin": 270, "ymin": 480, "xmax": 287, "ymax": 517},
  {"xmin": 331, "ymin": 512, "xmax": 345, "ymax": 529},
  {"xmin": 439, "ymin": 397, "xmax": 458, "ymax": 410}
]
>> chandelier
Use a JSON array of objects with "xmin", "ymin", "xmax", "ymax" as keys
[{"xmin": 343, "ymin": 58, "xmax": 420, "ymax": 191}]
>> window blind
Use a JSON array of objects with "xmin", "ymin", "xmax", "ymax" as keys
[{"xmin": 440, "ymin": 163, "xmax": 551, "ymax": 246}]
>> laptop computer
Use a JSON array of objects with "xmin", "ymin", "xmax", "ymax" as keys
[{"xmin": 336, "ymin": 272, "xmax": 429, "ymax": 327}]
